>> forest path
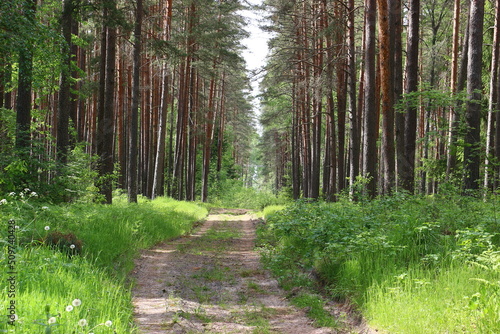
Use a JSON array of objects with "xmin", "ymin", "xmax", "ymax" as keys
[{"xmin": 132, "ymin": 209, "xmax": 373, "ymax": 333}]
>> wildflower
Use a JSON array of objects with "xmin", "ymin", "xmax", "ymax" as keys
[
  {"xmin": 8, "ymin": 192, "xmax": 16, "ymax": 197},
  {"xmin": 66, "ymin": 305, "xmax": 73, "ymax": 312},
  {"xmin": 9, "ymin": 314, "xmax": 18, "ymax": 321},
  {"xmin": 30, "ymin": 191, "xmax": 38, "ymax": 197},
  {"xmin": 0, "ymin": 199, "xmax": 7, "ymax": 205},
  {"xmin": 15, "ymin": 226, "xmax": 19, "ymax": 229},
  {"xmin": 105, "ymin": 320, "xmax": 113, "ymax": 327},
  {"xmin": 42, "ymin": 206, "xmax": 49, "ymax": 210},
  {"xmin": 24, "ymin": 188, "xmax": 30, "ymax": 192},
  {"xmin": 72, "ymin": 299, "xmax": 82, "ymax": 307},
  {"xmin": 48, "ymin": 317, "xmax": 57, "ymax": 324},
  {"xmin": 70, "ymin": 244, "xmax": 76, "ymax": 249},
  {"xmin": 78, "ymin": 319, "xmax": 87, "ymax": 327},
  {"xmin": 44, "ymin": 226, "xmax": 50, "ymax": 231}
]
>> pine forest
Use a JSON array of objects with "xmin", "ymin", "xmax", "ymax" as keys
[{"xmin": 4, "ymin": 0, "xmax": 500, "ymax": 333}]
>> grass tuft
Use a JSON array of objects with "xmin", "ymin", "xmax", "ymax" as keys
[{"xmin": 0, "ymin": 193, "xmax": 207, "ymax": 332}]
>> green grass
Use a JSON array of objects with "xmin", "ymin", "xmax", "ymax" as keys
[
  {"xmin": 0, "ymin": 193, "xmax": 207, "ymax": 333},
  {"xmin": 208, "ymin": 180, "xmax": 291, "ymax": 210},
  {"xmin": 258, "ymin": 193, "xmax": 500, "ymax": 333},
  {"xmin": 290, "ymin": 292, "xmax": 337, "ymax": 328}
]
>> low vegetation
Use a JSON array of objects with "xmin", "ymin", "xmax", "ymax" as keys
[
  {"xmin": 258, "ymin": 190, "xmax": 500, "ymax": 333},
  {"xmin": 0, "ymin": 191, "xmax": 207, "ymax": 333}
]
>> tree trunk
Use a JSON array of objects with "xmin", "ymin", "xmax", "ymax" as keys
[
  {"xmin": 446, "ymin": 0, "xmax": 462, "ymax": 178},
  {"xmin": 484, "ymin": 0, "xmax": 500, "ymax": 189},
  {"xmin": 16, "ymin": 0, "xmax": 36, "ymax": 154},
  {"xmin": 378, "ymin": 0, "xmax": 395, "ymax": 194},
  {"xmin": 402, "ymin": 0, "xmax": 420, "ymax": 193},
  {"xmin": 57, "ymin": 0, "xmax": 75, "ymax": 165},
  {"xmin": 128, "ymin": 0, "xmax": 142, "ymax": 203},
  {"xmin": 463, "ymin": 0, "xmax": 485, "ymax": 191},
  {"xmin": 97, "ymin": 1, "xmax": 117, "ymax": 204},
  {"xmin": 362, "ymin": 0, "xmax": 378, "ymax": 197},
  {"xmin": 391, "ymin": 0, "xmax": 404, "ymax": 190}
]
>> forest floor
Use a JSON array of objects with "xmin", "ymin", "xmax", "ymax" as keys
[{"xmin": 131, "ymin": 209, "xmax": 376, "ymax": 333}]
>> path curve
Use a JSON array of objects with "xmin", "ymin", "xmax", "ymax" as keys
[{"xmin": 132, "ymin": 209, "xmax": 374, "ymax": 333}]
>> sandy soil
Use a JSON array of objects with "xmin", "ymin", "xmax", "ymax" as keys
[{"xmin": 131, "ymin": 209, "xmax": 377, "ymax": 333}]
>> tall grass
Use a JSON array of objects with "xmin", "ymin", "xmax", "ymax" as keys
[
  {"xmin": 258, "ymin": 193, "xmax": 500, "ymax": 333},
  {"xmin": 209, "ymin": 179, "xmax": 291, "ymax": 210},
  {"xmin": 0, "ymin": 192, "xmax": 207, "ymax": 332}
]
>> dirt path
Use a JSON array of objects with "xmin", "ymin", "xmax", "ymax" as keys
[{"xmin": 132, "ymin": 209, "xmax": 374, "ymax": 333}]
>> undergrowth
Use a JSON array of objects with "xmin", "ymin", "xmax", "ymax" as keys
[
  {"xmin": 208, "ymin": 179, "xmax": 291, "ymax": 210},
  {"xmin": 0, "ymin": 191, "xmax": 207, "ymax": 332},
  {"xmin": 258, "ymin": 192, "xmax": 500, "ymax": 333}
]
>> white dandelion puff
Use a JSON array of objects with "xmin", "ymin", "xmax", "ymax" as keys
[
  {"xmin": 70, "ymin": 244, "xmax": 76, "ymax": 249},
  {"xmin": 48, "ymin": 317, "xmax": 57, "ymax": 324},
  {"xmin": 78, "ymin": 319, "xmax": 87, "ymax": 327},
  {"xmin": 105, "ymin": 320, "xmax": 113, "ymax": 327},
  {"xmin": 72, "ymin": 299, "xmax": 82, "ymax": 307},
  {"xmin": 66, "ymin": 305, "xmax": 73, "ymax": 312},
  {"xmin": 44, "ymin": 226, "xmax": 50, "ymax": 231}
]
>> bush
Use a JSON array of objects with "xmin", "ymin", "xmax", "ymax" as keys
[{"xmin": 258, "ymin": 194, "xmax": 500, "ymax": 333}]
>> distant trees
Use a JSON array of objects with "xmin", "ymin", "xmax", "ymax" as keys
[
  {"xmin": 0, "ymin": 0, "xmax": 254, "ymax": 203},
  {"xmin": 260, "ymin": 0, "xmax": 497, "ymax": 198},
  {"xmin": 2, "ymin": 0, "xmax": 499, "ymax": 202}
]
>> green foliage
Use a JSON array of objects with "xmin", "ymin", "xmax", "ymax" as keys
[
  {"xmin": 209, "ymin": 179, "xmax": 290, "ymax": 210},
  {"xmin": 0, "ymin": 193, "xmax": 207, "ymax": 332},
  {"xmin": 290, "ymin": 292, "xmax": 337, "ymax": 328},
  {"xmin": 0, "ymin": 143, "xmax": 101, "ymax": 203},
  {"xmin": 258, "ymin": 193, "xmax": 500, "ymax": 333}
]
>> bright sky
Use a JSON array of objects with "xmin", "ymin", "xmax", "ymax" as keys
[
  {"xmin": 240, "ymin": 0, "xmax": 271, "ymax": 74},
  {"xmin": 239, "ymin": 0, "xmax": 273, "ymax": 132}
]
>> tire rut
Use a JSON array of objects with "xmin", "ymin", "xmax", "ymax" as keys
[{"xmin": 131, "ymin": 209, "xmax": 369, "ymax": 333}]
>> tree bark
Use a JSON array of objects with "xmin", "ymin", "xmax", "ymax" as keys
[
  {"xmin": 463, "ymin": 0, "xmax": 485, "ymax": 191},
  {"xmin": 16, "ymin": 0, "xmax": 36, "ymax": 153},
  {"xmin": 402, "ymin": 0, "xmax": 420, "ymax": 193},
  {"xmin": 97, "ymin": 1, "xmax": 117, "ymax": 204},
  {"xmin": 484, "ymin": 0, "xmax": 500, "ymax": 189},
  {"xmin": 57, "ymin": 0, "xmax": 75, "ymax": 165},
  {"xmin": 128, "ymin": 0, "xmax": 142, "ymax": 203},
  {"xmin": 378, "ymin": 0, "xmax": 395, "ymax": 194},
  {"xmin": 362, "ymin": 0, "xmax": 378, "ymax": 197}
]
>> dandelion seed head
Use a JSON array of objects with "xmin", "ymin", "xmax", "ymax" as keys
[
  {"xmin": 72, "ymin": 299, "xmax": 82, "ymax": 307},
  {"xmin": 66, "ymin": 305, "xmax": 73, "ymax": 312},
  {"xmin": 78, "ymin": 319, "xmax": 87, "ymax": 327},
  {"xmin": 48, "ymin": 317, "xmax": 57, "ymax": 324},
  {"xmin": 70, "ymin": 244, "xmax": 76, "ymax": 249},
  {"xmin": 105, "ymin": 320, "xmax": 113, "ymax": 327},
  {"xmin": 44, "ymin": 226, "xmax": 50, "ymax": 231}
]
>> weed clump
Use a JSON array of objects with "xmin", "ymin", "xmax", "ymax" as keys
[{"xmin": 43, "ymin": 231, "xmax": 83, "ymax": 257}]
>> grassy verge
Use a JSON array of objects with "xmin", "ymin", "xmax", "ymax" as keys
[
  {"xmin": 258, "ymin": 193, "xmax": 500, "ymax": 333},
  {"xmin": 0, "ymin": 192, "xmax": 207, "ymax": 333}
]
